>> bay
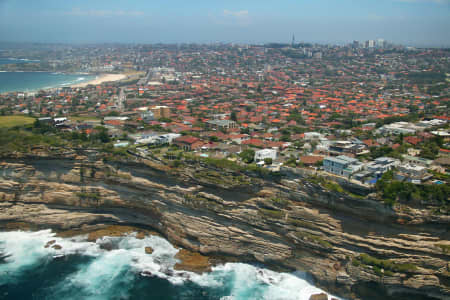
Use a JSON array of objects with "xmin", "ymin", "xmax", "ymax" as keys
[{"xmin": 0, "ymin": 72, "xmax": 95, "ymax": 93}]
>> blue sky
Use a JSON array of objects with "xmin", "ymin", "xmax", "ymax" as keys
[{"xmin": 0, "ymin": 0, "xmax": 449, "ymax": 46}]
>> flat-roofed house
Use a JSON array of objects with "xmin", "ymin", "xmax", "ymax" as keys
[
  {"xmin": 323, "ymin": 155, "xmax": 363, "ymax": 177},
  {"xmin": 254, "ymin": 148, "xmax": 277, "ymax": 163}
]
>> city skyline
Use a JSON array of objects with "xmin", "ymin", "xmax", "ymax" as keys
[{"xmin": 0, "ymin": 0, "xmax": 449, "ymax": 47}]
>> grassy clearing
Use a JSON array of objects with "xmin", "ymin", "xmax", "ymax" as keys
[
  {"xmin": 353, "ymin": 253, "xmax": 417, "ymax": 276},
  {"xmin": 258, "ymin": 208, "xmax": 284, "ymax": 219},
  {"xmin": 0, "ymin": 115, "xmax": 35, "ymax": 128},
  {"xmin": 70, "ymin": 116, "xmax": 101, "ymax": 122}
]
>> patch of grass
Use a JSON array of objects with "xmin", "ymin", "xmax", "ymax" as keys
[
  {"xmin": 70, "ymin": 116, "xmax": 100, "ymax": 122},
  {"xmin": 295, "ymin": 231, "xmax": 332, "ymax": 248},
  {"xmin": 194, "ymin": 170, "xmax": 250, "ymax": 187},
  {"xmin": 183, "ymin": 194, "xmax": 224, "ymax": 211},
  {"xmin": 356, "ymin": 253, "xmax": 417, "ymax": 275},
  {"xmin": 287, "ymin": 218, "xmax": 316, "ymax": 229},
  {"xmin": 0, "ymin": 115, "xmax": 35, "ymax": 128},
  {"xmin": 352, "ymin": 258, "xmax": 361, "ymax": 267},
  {"xmin": 323, "ymin": 181, "xmax": 345, "ymax": 193},
  {"xmin": 437, "ymin": 244, "xmax": 450, "ymax": 254},
  {"xmin": 258, "ymin": 208, "xmax": 284, "ymax": 219},
  {"xmin": 270, "ymin": 197, "xmax": 289, "ymax": 208}
]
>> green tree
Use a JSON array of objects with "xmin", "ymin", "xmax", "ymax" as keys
[
  {"xmin": 264, "ymin": 158, "xmax": 273, "ymax": 165},
  {"xmin": 230, "ymin": 111, "xmax": 237, "ymax": 122},
  {"xmin": 239, "ymin": 149, "xmax": 255, "ymax": 163}
]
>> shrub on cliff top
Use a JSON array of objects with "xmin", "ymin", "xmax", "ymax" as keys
[{"xmin": 357, "ymin": 253, "xmax": 417, "ymax": 274}]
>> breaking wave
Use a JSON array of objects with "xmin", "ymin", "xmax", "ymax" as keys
[{"xmin": 0, "ymin": 230, "xmax": 341, "ymax": 300}]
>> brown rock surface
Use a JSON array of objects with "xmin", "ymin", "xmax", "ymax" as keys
[
  {"xmin": 309, "ymin": 293, "xmax": 328, "ymax": 300},
  {"xmin": 87, "ymin": 226, "xmax": 138, "ymax": 242},
  {"xmin": 136, "ymin": 232, "xmax": 146, "ymax": 239},
  {"xmin": 174, "ymin": 249, "xmax": 211, "ymax": 273},
  {"xmin": 145, "ymin": 247, "xmax": 154, "ymax": 254}
]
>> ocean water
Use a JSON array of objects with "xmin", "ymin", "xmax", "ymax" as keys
[
  {"xmin": 0, "ymin": 72, "xmax": 95, "ymax": 93},
  {"xmin": 0, "ymin": 230, "xmax": 340, "ymax": 300},
  {"xmin": 0, "ymin": 57, "xmax": 94, "ymax": 93}
]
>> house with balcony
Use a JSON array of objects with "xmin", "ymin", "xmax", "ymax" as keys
[
  {"xmin": 323, "ymin": 155, "xmax": 363, "ymax": 178},
  {"xmin": 395, "ymin": 164, "xmax": 432, "ymax": 184},
  {"xmin": 254, "ymin": 148, "xmax": 277, "ymax": 163}
]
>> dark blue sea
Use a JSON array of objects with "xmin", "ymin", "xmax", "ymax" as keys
[{"xmin": 0, "ymin": 230, "xmax": 338, "ymax": 300}]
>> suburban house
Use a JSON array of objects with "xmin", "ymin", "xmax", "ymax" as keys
[
  {"xmin": 402, "ymin": 155, "xmax": 433, "ymax": 168},
  {"xmin": 300, "ymin": 155, "xmax": 324, "ymax": 166},
  {"xmin": 353, "ymin": 156, "xmax": 400, "ymax": 184},
  {"xmin": 173, "ymin": 136, "xmax": 203, "ymax": 151},
  {"xmin": 395, "ymin": 164, "xmax": 432, "ymax": 184},
  {"xmin": 328, "ymin": 140, "xmax": 368, "ymax": 156},
  {"xmin": 323, "ymin": 155, "xmax": 363, "ymax": 177},
  {"xmin": 254, "ymin": 148, "xmax": 277, "ymax": 163},
  {"xmin": 366, "ymin": 157, "xmax": 400, "ymax": 175}
]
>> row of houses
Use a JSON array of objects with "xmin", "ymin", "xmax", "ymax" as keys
[{"xmin": 323, "ymin": 154, "xmax": 435, "ymax": 185}]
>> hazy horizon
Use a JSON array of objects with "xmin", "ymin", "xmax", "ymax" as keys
[{"xmin": 1, "ymin": 0, "xmax": 449, "ymax": 47}]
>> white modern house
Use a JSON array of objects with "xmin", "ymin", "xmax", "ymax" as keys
[
  {"xmin": 254, "ymin": 149, "xmax": 277, "ymax": 163},
  {"xmin": 323, "ymin": 155, "xmax": 363, "ymax": 177},
  {"xmin": 366, "ymin": 157, "xmax": 400, "ymax": 174},
  {"xmin": 304, "ymin": 132, "xmax": 323, "ymax": 140}
]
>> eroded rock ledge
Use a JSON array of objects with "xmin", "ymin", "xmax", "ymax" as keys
[{"xmin": 0, "ymin": 158, "xmax": 448, "ymax": 300}]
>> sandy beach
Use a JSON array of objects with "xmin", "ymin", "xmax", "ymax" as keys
[{"xmin": 71, "ymin": 73, "xmax": 127, "ymax": 88}]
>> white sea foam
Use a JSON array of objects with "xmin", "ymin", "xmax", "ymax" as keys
[{"xmin": 0, "ymin": 230, "xmax": 342, "ymax": 300}]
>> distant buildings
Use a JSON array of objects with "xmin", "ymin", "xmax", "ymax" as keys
[
  {"xmin": 150, "ymin": 106, "xmax": 171, "ymax": 119},
  {"xmin": 206, "ymin": 120, "xmax": 238, "ymax": 131},
  {"xmin": 376, "ymin": 122, "xmax": 421, "ymax": 135},
  {"xmin": 304, "ymin": 132, "xmax": 323, "ymax": 140}
]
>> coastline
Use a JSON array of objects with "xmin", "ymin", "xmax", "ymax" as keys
[
  {"xmin": 0, "ymin": 72, "xmax": 127, "ymax": 95},
  {"xmin": 71, "ymin": 73, "xmax": 127, "ymax": 88}
]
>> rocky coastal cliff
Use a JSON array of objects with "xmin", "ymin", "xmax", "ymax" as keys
[{"xmin": 0, "ymin": 153, "xmax": 449, "ymax": 300}]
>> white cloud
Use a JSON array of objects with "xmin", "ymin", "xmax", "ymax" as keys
[
  {"xmin": 210, "ymin": 9, "xmax": 251, "ymax": 26},
  {"xmin": 223, "ymin": 10, "xmax": 249, "ymax": 18},
  {"xmin": 64, "ymin": 8, "xmax": 145, "ymax": 17}
]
